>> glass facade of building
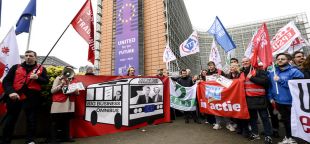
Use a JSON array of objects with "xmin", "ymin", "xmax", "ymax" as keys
[{"xmin": 165, "ymin": 0, "xmax": 200, "ymax": 75}]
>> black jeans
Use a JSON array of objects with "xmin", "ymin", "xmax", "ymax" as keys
[
  {"xmin": 184, "ymin": 111, "xmax": 198, "ymax": 122},
  {"xmin": 276, "ymin": 103, "xmax": 292, "ymax": 137},
  {"xmin": 2, "ymin": 97, "xmax": 39, "ymax": 143},
  {"xmin": 267, "ymin": 101, "xmax": 279, "ymax": 130},
  {"xmin": 49, "ymin": 113, "xmax": 73, "ymax": 142},
  {"xmin": 248, "ymin": 108, "xmax": 273, "ymax": 136}
]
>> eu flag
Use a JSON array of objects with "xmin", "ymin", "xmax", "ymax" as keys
[
  {"xmin": 208, "ymin": 16, "xmax": 236, "ymax": 53},
  {"xmin": 15, "ymin": 0, "xmax": 36, "ymax": 35}
]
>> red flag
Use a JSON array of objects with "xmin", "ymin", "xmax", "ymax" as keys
[
  {"xmin": 251, "ymin": 23, "xmax": 272, "ymax": 69},
  {"xmin": 71, "ymin": 0, "xmax": 95, "ymax": 64}
]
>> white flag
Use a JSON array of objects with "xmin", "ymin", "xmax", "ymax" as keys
[
  {"xmin": 209, "ymin": 39, "xmax": 222, "ymax": 69},
  {"xmin": 0, "ymin": 27, "xmax": 21, "ymax": 80},
  {"xmin": 287, "ymin": 36, "xmax": 310, "ymax": 54},
  {"xmin": 163, "ymin": 43, "xmax": 176, "ymax": 63},
  {"xmin": 170, "ymin": 79, "xmax": 197, "ymax": 111},
  {"xmin": 179, "ymin": 31, "xmax": 199, "ymax": 57},
  {"xmin": 244, "ymin": 30, "xmax": 258, "ymax": 58},
  {"xmin": 288, "ymin": 79, "xmax": 310, "ymax": 143},
  {"xmin": 271, "ymin": 21, "xmax": 301, "ymax": 56}
]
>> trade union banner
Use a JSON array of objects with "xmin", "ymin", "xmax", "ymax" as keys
[
  {"xmin": 271, "ymin": 21, "xmax": 301, "ymax": 56},
  {"xmin": 71, "ymin": 76, "xmax": 170, "ymax": 138},
  {"xmin": 197, "ymin": 76, "xmax": 250, "ymax": 119},
  {"xmin": 170, "ymin": 79, "xmax": 197, "ymax": 111},
  {"xmin": 288, "ymin": 79, "xmax": 310, "ymax": 142}
]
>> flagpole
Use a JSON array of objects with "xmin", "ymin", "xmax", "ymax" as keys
[
  {"xmin": 198, "ymin": 50, "xmax": 203, "ymax": 71},
  {"xmin": 272, "ymin": 62, "xmax": 279, "ymax": 94},
  {"xmin": 26, "ymin": 16, "xmax": 33, "ymax": 50},
  {"xmin": 175, "ymin": 59, "xmax": 180, "ymax": 71},
  {"xmin": 33, "ymin": 23, "xmax": 71, "ymax": 74},
  {"xmin": 165, "ymin": 0, "xmax": 170, "ymax": 74}
]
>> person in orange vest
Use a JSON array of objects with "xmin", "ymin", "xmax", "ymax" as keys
[
  {"xmin": 240, "ymin": 57, "xmax": 272, "ymax": 144},
  {"xmin": 48, "ymin": 66, "xmax": 79, "ymax": 143},
  {"xmin": 1, "ymin": 50, "xmax": 49, "ymax": 144}
]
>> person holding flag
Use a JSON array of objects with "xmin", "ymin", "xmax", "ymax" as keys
[
  {"xmin": 171, "ymin": 69, "xmax": 200, "ymax": 124},
  {"xmin": 1, "ymin": 50, "xmax": 49, "ymax": 144},
  {"xmin": 240, "ymin": 57, "xmax": 273, "ymax": 144},
  {"xmin": 267, "ymin": 53, "xmax": 304, "ymax": 144},
  {"xmin": 242, "ymin": 23, "xmax": 273, "ymax": 143}
]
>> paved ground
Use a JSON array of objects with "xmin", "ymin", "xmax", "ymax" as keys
[{"xmin": 13, "ymin": 117, "xmax": 308, "ymax": 144}]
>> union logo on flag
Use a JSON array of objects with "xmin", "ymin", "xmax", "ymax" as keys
[
  {"xmin": 181, "ymin": 37, "xmax": 198, "ymax": 52},
  {"xmin": 179, "ymin": 31, "xmax": 200, "ymax": 57}
]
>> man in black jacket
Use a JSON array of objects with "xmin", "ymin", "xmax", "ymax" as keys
[
  {"xmin": 1, "ymin": 50, "xmax": 49, "ymax": 144},
  {"xmin": 241, "ymin": 58, "xmax": 272, "ymax": 144},
  {"xmin": 171, "ymin": 69, "xmax": 200, "ymax": 124}
]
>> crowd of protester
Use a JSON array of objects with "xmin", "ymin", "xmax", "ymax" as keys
[
  {"xmin": 1, "ymin": 50, "xmax": 309, "ymax": 144},
  {"xmin": 170, "ymin": 51, "xmax": 309, "ymax": 144}
]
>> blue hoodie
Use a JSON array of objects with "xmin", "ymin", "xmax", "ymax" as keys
[{"xmin": 268, "ymin": 65, "xmax": 304, "ymax": 105}]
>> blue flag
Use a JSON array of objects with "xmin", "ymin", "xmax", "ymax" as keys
[
  {"xmin": 15, "ymin": 0, "xmax": 36, "ymax": 35},
  {"xmin": 208, "ymin": 16, "xmax": 236, "ymax": 53}
]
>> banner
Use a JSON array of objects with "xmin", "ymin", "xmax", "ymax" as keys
[
  {"xmin": 0, "ymin": 27, "xmax": 21, "ymax": 80},
  {"xmin": 170, "ymin": 79, "xmax": 197, "ymax": 111},
  {"xmin": 287, "ymin": 36, "xmax": 310, "ymax": 54},
  {"xmin": 114, "ymin": 0, "xmax": 140, "ymax": 75},
  {"xmin": 163, "ymin": 43, "xmax": 176, "ymax": 63},
  {"xmin": 71, "ymin": 0, "xmax": 95, "ymax": 64},
  {"xmin": 271, "ymin": 21, "xmax": 301, "ymax": 56},
  {"xmin": 288, "ymin": 79, "xmax": 310, "ymax": 142},
  {"xmin": 209, "ymin": 39, "xmax": 222, "ymax": 69},
  {"xmin": 179, "ymin": 31, "xmax": 199, "ymax": 57},
  {"xmin": 71, "ymin": 76, "xmax": 170, "ymax": 138},
  {"xmin": 15, "ymin": 0, "xmax": 36, "ymax": 35},
  {"xmin": 197, "ymin": 76, "xmax": 250, "ymax": 119},
  {"xmin": 208, "ymin": 16, "xmax": 236, "ymax": 53}
]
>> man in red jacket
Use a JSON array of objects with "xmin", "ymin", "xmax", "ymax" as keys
[{"xmin": 1, "ymin": 50, "xmax": 49, "ymax": 144}]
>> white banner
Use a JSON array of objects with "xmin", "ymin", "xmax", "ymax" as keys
[
  {"xmin": 271, "ymin": 21, "xmax": 301, "ymax": 56},
  {"xmin": 170, "ymin": 79, "xmax": 197, "ymax": 111},
  {"xmin": 179, "ymin": 31, "xmax": 199, "ymax": 57},
  {"xmin": 163, "ymin": 43, "xmax": 176, "ymax": 63},
  {"xmin": 288, "ymin": 79, "xmax": 310, "ymax": 142}
]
